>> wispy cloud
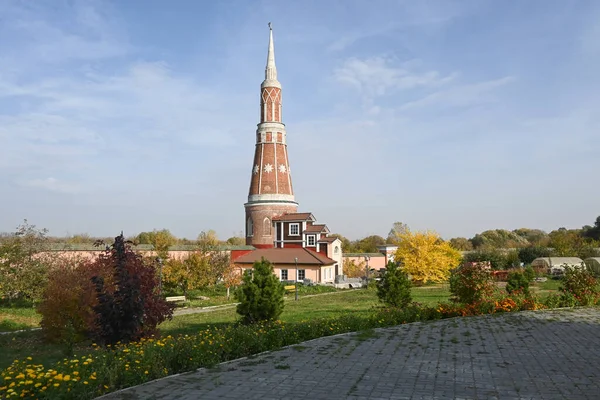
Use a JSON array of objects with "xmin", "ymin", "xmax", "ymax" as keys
[
  {"xmin": 399, "ymin": 76, "xmax": 515, "ymax": 110},
  {"xmin": 334, "ymin": 56, "xmax": 456, "ymax": 103}
]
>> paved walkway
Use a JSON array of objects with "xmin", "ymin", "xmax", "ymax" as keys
[{"xmin": 102, "ymin": 308, "xmax": 600, "ymax": 399}]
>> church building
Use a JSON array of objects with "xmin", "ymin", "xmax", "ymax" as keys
[{"xmin": 231, "ymin": 25, "xmax": 342, "ymax": 283}]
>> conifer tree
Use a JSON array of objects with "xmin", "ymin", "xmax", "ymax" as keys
[
  {"xmin": 235, "ymin": 258, "xmax": 284, "ymax": 324},
  {"xmin": 377, "ymin": 261, "xmax": 412, "ymax": 307}
]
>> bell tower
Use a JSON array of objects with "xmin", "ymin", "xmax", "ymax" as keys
[{"xmin": 245, "ymin": 24, "xmax": 298, "ymax": 247}]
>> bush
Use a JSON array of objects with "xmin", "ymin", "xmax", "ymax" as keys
[
  {"xmin": 524, "ymin": 265, "xmax": 536, "ymax": 281},
  {"xmin": 235, "ymin": 258, "xmax": 285, "ymax": 324},
  {"xmin": 463, "ymin": 249, "xmax": 510, "ymax": 270},
  {"xmin": 506, "ymin": 270, "xmax": 530, "ymax": 296},
  {"xmin": 376, "ymin": 261, "xmax": 412, "ymax": 307},
  {"xmin": 559, "ymin": 266, "xmax": 599, "ymax": 306},
  {"xmin": 449, "ymin": 263, "xmax": 496, "ymax": 304},
  {"xmin": 39, "ymin": 234, "xmax": 174, "ymax": 348},
  {"xmin": 37, "ymin": 257, "xmax": 105, "ymax": 348}
]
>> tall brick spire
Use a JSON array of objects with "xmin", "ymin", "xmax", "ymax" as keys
[{"xmin": 245, "ymin": 24, "xmax": 298, "ymax": 247}]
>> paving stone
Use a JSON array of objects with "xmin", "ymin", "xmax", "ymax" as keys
[{"xmin": 100, "ymin": 309, "xmax": 600, "ymax": 400}]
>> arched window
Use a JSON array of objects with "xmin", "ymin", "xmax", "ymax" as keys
[
  {"xmin": 334, "ymin": 246, "xmax": 340, "ymax": 254},
  {"xmin": 247, "ymin": 217, "xmax": 253, "ymax": 237},
  {"xmin": 263, "ymin": 218, "xmax": 271, "ymax": 236}
]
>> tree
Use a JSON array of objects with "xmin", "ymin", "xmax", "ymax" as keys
[
  {"xmin": 470, "ymin": 229, "xmax": 529, "ymax": 249},
  {"xmin": 394, "ymin": 230, "xmax": 462, "ymax": 284},
  {"xmin": 197, "ymin": 230, "xmax": 219, "ymax": 250},
  {"xmin": 342, "ymin": 258, "xmax": 366, "ymax": 278},
  {"xmin": 329, "ymin": 234, "xmax": 355, "ymax": 253},
  {"xmin": 67, "ymin": 233, "xmax": 93, "ymax": 244},
  {"xmin": 355, "ymin": 235, "xmax": 386, "ymax": 253},
  {"xmin": 463, "ymin": 248, "xmax": 511, "ymax": 270},
  {"xmin": 226, "ymin": 235, "xmax": 246, "ymax": 246},
  {"xmin": 235, "ymin": 258, "xmax": 285, "ymax": 324},
  {"xmin": 162, "ymin": 251, "xmax": 230, "ymax": 296},
  {"xmin": 518, "ymin": 246, "xmax": 552, "ymax": 265},
  {"xmin": 449, "ymin": 237, "xmax": 473, "ymax": 251},
  {"xmin": 0, "ymin": 220, "xmax": 56, "ymax": 304},
  {"xmin": 387, "ymin": 222, "xmax": 409, "ymax": 244},
  {"xmin": 223, "ymin": 262, "xmax": 242, "ymax": 299},
  {"xmin": 512, "ymin": 228, "xmax": 550, "ymax": 247},
  {"xmin": 582, "ymin": 216, "xmax": 600, "ymax": 241},
  {"xmin": 148, "ymin": 229, "xmax": 177, "ymax": 260},
  {"xmin": 90, "ymin": 234, "xmax": 173, "ymax": 345},
  {"xmin": 548, "ymin": 228, "xmax": 599, "ymax": 258},
  {"xmin": 376, "ymin": 261, "xmax": 412, "ymax": 307}
]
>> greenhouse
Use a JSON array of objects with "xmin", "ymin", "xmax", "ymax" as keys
[
  {"xmin": 531, "ymin": 257, "xmax": 584, "ymax": 276},
  {"xmin": 584, "ymin": 258, "xmax": 600, "ymax": 276}
]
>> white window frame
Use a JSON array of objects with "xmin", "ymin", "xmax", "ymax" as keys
[
  {"xmin": 281, "ymin": 269, "xmax": 288, "ymax": 281},
  {"xmin": 289, "ymin": 223, "xmax": 300, "ymax": 236},
  {"xmin": 307, "ymin": 235, "xmax": 316, "ymax": 246},
  {"xmin": 298, "ymin": 269, "xmax": 305, "ymax": 280}
]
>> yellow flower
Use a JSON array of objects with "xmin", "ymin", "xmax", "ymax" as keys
[
  {"xmin": 53, "ymin": 383, "xmax": 60, "ymax": 387},
  {"xmin": 63, "ymin": 375, "xmax": 71, "ymax": 381},
  {"xmin": 83, "ymin": 381, "xmax": 88, "ymax": 385},
  {"xmin": 34, "ymin": 383, "xmax": 41, "ymax": 388}
]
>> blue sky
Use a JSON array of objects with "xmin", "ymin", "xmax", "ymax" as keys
[{"xmin": 0, "ymin": 0, "xmax": 598, "ymax": 241}]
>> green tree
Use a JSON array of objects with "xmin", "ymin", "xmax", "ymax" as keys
[
  {"xmin": 226, "ymin": 235, "xmax": 246, "ymax": 246},
  {"xmin": 0, "ymin": 220, "xmax": 55, "ymax": 304},
  {"xmin": 548, "ymin": 228, "xmax": 598, "ymax": 258},
  {"xmin": 197, "ymin": 230, "xmax": 220, "ymax": 251},
  {"xmin": 235, "ymin": 258, "xmax": 285, "ymax": 324},
  {"xmin": 582, "ymin": 216, "xmax": 600, "ymax": 241},
  {"xmin": 470, "ymin": 229, "xmax": 529, "ymax": 249},
  {"xmin": 355, "ymin": 235, "xmax": 386, "ymax": 253},
  {"xmin": 463, "ymin": 248, "xmax": 509, "ymax": 270},
  {"xmin": 149, "ymin": 229, "xmax": 177, "ymax": 260},
  {"xmin": 512, "ymin": 228, "xmax": 550, "ymax": 247},
  {"xmin": 518, "ymin": 246, "xmax": 553, "ymax": 265},
  {"xmin": 449, "ymin": 237, "xmax": 473, "ymax": 251},
  {"xmin": 329, "ymin": 233, "xmax": 355, "ymax": 253},
  {"xmin": 376, "ymin": 261, "xmax": 412, "ymax": 307}
]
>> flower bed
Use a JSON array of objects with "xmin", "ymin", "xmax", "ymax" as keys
[{"xmin": 0, "ymin": 297, "xmax": 548, "ymax": 400}]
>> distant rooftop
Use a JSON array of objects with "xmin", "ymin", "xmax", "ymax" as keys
[{"xmin": 47, "ymin": 243, "xmax": 255, "ymax": 252}]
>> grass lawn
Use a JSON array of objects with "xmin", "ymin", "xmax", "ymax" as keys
[
  {"xmin": 7, "ymin": 281, "xmax": 573, "ymax": 371},
  {"xmin": 0, "ymin": 307, "xmax": 40, "ymax": 331}
]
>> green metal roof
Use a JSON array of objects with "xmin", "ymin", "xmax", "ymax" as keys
[
  {"xmin": 343, "ymin": 253, "xmax": 385, "ymax": 257},
  {"xmin": 47, "ymin": 243, "xmax": 255, "ymax": 251}
]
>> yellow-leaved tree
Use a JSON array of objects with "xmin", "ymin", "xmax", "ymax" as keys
[
  {"xmin": 393, "ymin": 230, "xmax": 462, "ymax": 284},
  {"xmin": 342, "ymin": 258, "xmax": 366, "ymax": 278}
]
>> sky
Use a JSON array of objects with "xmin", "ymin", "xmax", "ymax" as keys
[{"xmin": 0, "ymin": 0, "xmax": 599, "ymax": 241}]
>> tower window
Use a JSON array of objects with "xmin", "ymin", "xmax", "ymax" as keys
[
  {"xmin": 263, "ymin": 218, "xmax": 271, "ymax": 236},
  {"xmin": 289, "ymin": 223, "xmax": 299, "ymax": 236},
  {"xmin": 247, "ymin": 217, "xmax": 253, "ymax": 237},
  {"xmin": 334, "ymin": 246, "xmax": 339, "ymax": 254}
]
